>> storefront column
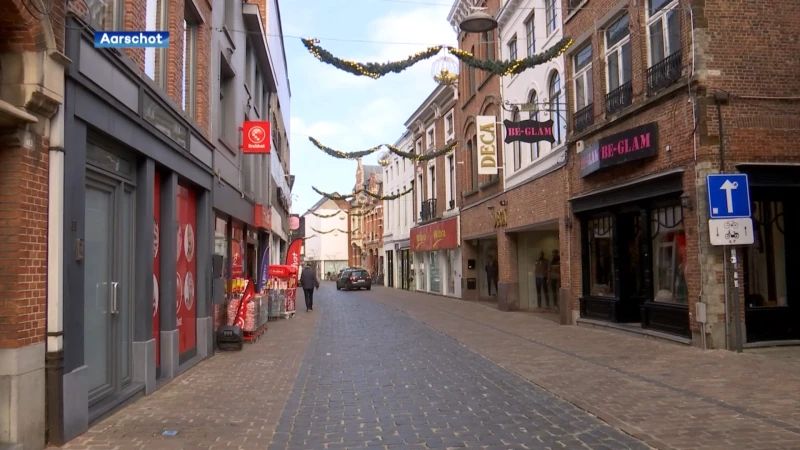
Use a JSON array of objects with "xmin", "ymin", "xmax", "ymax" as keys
[
  {"xmin": 195, "ymin": 190, "xmax": 213, "ymax": 358},
  {"xmin": 133, "ymin": 159, "xmax": 156, "ymax": 393},
  {"xmin": 158, "ymin": 172, "xmax": 179, "ymax": 379},
  {"xmin": 497, "ymin": 232, "xmax": 520, "ymax": 311}
]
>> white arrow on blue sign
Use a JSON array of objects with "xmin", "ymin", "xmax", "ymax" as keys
[{"xmin": 706, "ymin": 173, "xmax": 751, "ymax": 219}]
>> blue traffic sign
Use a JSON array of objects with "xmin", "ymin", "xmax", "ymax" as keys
[{"xmin": 707, "ymin": 174, "xmax": 751, "ymax": 219}]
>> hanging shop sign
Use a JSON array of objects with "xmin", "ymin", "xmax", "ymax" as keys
[
  {"xmin": 493, "ymin": 208, "xmax": 508, "ymax": 228},
  {"xmin": 410, "ymin": 217, "xmax": 459, "ymax": 252},
  {"xmin": 503, "ymin": 119, "xmax": 555, "ymax": 144},
  {"xmin": 241, "ymin": 121, "xmax": 271, "ymax": 154},
  {"xmin": 476, "ymin": 115, "xmax": 498, "ymax": 175},
  {"xmin": 254, "ymin": 203, "xmax": 272, "ymax": 230},
  {"xmin": 580, "ymin": 122, "xmax": 659, "ymax": 178}
]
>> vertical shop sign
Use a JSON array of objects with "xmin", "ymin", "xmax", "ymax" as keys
[
  {"xmin": 231, "ymin": 226, "xmax": 244, "ymax": 278},
  {"xmin": 153, "ymin": 173, "xmax": 161, "ymax": 367},
  {"xmin": 476, "ymin": 115, "xmax": 498, "ymax": 175},
  {"xmin": 285, "ymin": 238, "xmax": 303, "ymax": 314},
  {"xmin": 176, "ymin": 185, "xmax": 197, "ymax": 355}
]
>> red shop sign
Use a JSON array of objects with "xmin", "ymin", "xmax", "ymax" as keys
[
  {"xmin": 241, "ymin": 121, "xmax": 271, "ymax": 154},
  {"xmin": 254, "ymin": 203, "xmax": 272, "ymax": 230},
  {"xmin": 410, "ymin": 217, "xmax": 459, "ymax": 252}
]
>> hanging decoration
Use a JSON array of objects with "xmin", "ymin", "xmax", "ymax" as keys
[
  {"xmin": 386, "ymin": 141, "xmax": 457, "ymax": 162},
  {"xmin": 312, "ymin": 184, "xmax": 414, "ymax": 203},
  {"xmin": 308, "ymin": 209, "xmax": 344, "ymax": 219},
  {"xmin": 308, "ymin": 137, "xmax": 382, "ymax": 160},
  {"xmin": 432, "ymin": 54, "xmax": 459, "ymax": 86},
  {"xmin": 301, "ymin": 37, "xmax": 573, "ymax": 78},
  {"xmin": 312, "ymin": 187, "xmax": 355, "ymax": 201},
  {"xmin": 364, "ymin": 185, "xmax": 414, "ymax": 201},
  {"xmin": 349, "ymin": 207, "xmax": 375, "ymax": 217},
  {"xmin": 302, "ymin": 38, "xmax": 443, "ymax": 79},
  {"xmin": 311, "ymin": 227, "xmax": 348, "ymax": 235}
]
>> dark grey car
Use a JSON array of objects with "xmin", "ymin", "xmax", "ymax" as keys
[{"xmin": 336, "ymin": 269, "xmax": 372, "ymax": 291}]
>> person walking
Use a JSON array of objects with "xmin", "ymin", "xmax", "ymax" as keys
[{"xmin": 300, "ymin": 263, "xmax": 319, "ymax": 312}]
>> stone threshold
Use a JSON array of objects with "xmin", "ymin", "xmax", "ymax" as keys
[
  {"xmin": 744, "ymin": 339, "xmax": 800, "ymax": 349},
  {"xmin": 577, "ymin": 317, "xmax": 692, "ymax": 345}
]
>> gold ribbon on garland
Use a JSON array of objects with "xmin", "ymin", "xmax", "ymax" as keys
[
  {"xmin": 301, "ymin": 37, "xmax": 573, "ymax": 78},
  {"xmin": 308, "ymin": 137, "xmax": 382, "ymax": 160},
  {"xmin": 311, "ymin": 227, "xmax": 348, "ymax": 235}
]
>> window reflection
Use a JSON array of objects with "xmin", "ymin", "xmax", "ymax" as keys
[{"xmin": 651, "ymin": 206, "xmax": 687, "ymax": 303}]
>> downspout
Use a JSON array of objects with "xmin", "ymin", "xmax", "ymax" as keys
[{"xmin": 46, "ymin": 105, "xmax": 66, "ymax": 443}]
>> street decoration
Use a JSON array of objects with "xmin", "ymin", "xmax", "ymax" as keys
[
  {"xmin": 503, "ymin": 119, "xmax": 556, "ymax": 144},
  {"xmin": 301, "ymin": 37, "xmax": 573, "ymax": 78},
  {"xmin": 311, "ymin": 227, "xmax": 349, "ymax": 234},
  {"xmin": 308, "ymin": 136, "xmax": 456, "ymax": 162},
  {"xmin": 312, "ymin": 185, "xmax": 414, "ymax": 202},
  {"xmin": 385, "ymin": 141, "xmax": 457, "ymax": 162},
  {"xmin": 308, "ymin": 209, "xmax": 344, "ymax": 218},
  {"xmin": 309, "ymin": 137, "xmax": 382, "ymax": 159}
]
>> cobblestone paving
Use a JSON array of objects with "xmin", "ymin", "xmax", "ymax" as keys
[
  {"xmin": 271, "ymin": 285, "xmax": 650, "ymax": 450},
  {"xmin": 364, "ymin": 286, "xmax": 800, "ymax": 450},
  {"xmin": 58, "ymin": 310, "xmax": 317, "ymax": 450}
]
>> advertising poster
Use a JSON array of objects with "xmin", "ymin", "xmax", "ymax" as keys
[
  {"xmin": 285, "ymin": 238, "xmax": 303, "ymax": 314},
  {"xmin": 176, "ymin": 184, "xmax": 197, "ymax": 355},
  {"xmin": 231, "ymin": 226, "xmax": 244, "ymax": 278},
  {"xmin": 153, "ymin": 173, "xmax": 161, "ymax": 367}
]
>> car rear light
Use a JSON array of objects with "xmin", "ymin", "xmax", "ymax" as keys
[
  {"xmin": 350, "ymin": 276, "xmax": 356, "ymax": 280},
  {"xmin": 366, "ymin": 276, "xmax": 371, "ymax": 279}
]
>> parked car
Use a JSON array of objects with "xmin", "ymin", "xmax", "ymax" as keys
[{"xmin": 336, "ymin": 268, "xmax": 372, "ymax": 291}]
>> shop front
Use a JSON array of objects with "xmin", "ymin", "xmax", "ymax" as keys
[
  {"xmin": 396, "ymin": 240, "xmax": 413, "ymax": 290},
  {"xmin": 58, "ymin": 21, "xmax": 215, "ymax": 441},
  {"xmin": 572, "ymin": 122, "xmax": 692, "ymax": 339},
  {"xmin": 409, "ymin": 217, "xmax": 461, "ymax": 297}
]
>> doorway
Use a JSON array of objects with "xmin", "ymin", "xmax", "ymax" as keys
[
  {"xmin": 616, "ymin": 212, "xmax": 645, "ymax": 322},
  {"xmin": 84, "ymin": 167, "xmax": 136, "ymax": 408},
  {"xmin": 387, "ymin": 250, "xmax": 394, "ymax": 287}
]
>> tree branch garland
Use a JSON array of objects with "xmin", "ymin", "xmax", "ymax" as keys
[
  {"xmin": 312, "ymin": 184, "xmax": 414, "ymax": 202},
  {"xmin": 364, "ymin": 185, "xmax": 414, "ymax": 201},
  {"xmin": 308, "ymin": 209, "xmax": 344, "ymax": 218},
  {"xmin": 311, "ymin": 227, "xmax": 348, "ymax": 235},
  {"xmin": 312, "ymin": 186, "xmax": 355, "ymax": 201},
  {"xmin": 349, "ymin": 207, "xmax": 375, "ymax": 217},
  {"xmin": 386, "ymin": 141, "xmax": 456, "ymax": 162},
  {"xmin": 301, "ymin": 37, "xmax": 573, "ymax": 78},
  {"xmin": 308, "ymin": 137, "xmax": 382, "ymax": 160},
  {"xmin": 302, "ymin": 38, "xmax": 443, "ymax": 79}
]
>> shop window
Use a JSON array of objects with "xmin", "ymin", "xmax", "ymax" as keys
[
  {"xmin": 651, "ymin": 206, "xmax": 687, "ymax": 303},
  {"xmin": 429, "ymin": 252, "xmax": 440, "ymax": 293},
  {"xmin": 745, "ymin": 201, "xmax": 787, "ymax": 307},
  {"xmin": 214, "ymin": 217, "xmax": 229, "ymax": 278},
  {"xmin": 588, "ymin": 216, "xmax": 614, "ymax": 297}
]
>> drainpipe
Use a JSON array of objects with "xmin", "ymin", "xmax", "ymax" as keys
[
  {"xmin": 46, "ymin": 104, "xmax": 66, "ymax": 444},
  {"xmin": 715, "ymin": 90, "xmax": 731, "ymax": 350}
]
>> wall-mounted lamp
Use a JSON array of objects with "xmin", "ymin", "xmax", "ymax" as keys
[
  {"xmin": 499, "ymin": 200, "xmax": 507, "ymax": 207},
  {"xmin": 680, "ymin": 193, "xmax": 692, "ymax": 211}
]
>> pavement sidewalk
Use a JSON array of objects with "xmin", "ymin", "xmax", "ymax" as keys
[
  {"xmin": 365, "ymin": 286, "xmax": 800, "ymax": 450},
  {"xmin": 58, "ymin": 310, "xmax": 317, "ymax": 450}
]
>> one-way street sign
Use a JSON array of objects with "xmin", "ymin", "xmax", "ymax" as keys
[{"xmin": 706, "ymin": 173, "xmax": 751, "ymax": 219}]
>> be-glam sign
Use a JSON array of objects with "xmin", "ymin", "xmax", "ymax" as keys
[
  {"xmin": 503, "ymin": 119, "xmax": 555, "ymax": 144},
  {"xmin": 476, "ymin": 115, "xmax": 498, "ymax": 175}
]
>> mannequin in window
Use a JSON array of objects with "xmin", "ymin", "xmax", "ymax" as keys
[{"xmin": 535, "ymin": 251, "xmax": 550, "ymax": 308}]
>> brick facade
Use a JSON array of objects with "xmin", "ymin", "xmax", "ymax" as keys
[{"xmin": 562, "ymin": 0, "xmax": 800, "ymax": 348}]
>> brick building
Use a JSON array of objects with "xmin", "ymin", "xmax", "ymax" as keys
[
  {"xmin": 406, "ymin": 84, "xmax": 463, "ymax": 298},
  {"xmin": 563, "ymin": 0, "xmax": 800, "ymax": 349},
  {"xmin": 348, "ymin": 160, "xmax": 383, "ymax": 274},
  {"xmin": 447, "ymin": 0, "xmax": 505, "ymax": 303}
]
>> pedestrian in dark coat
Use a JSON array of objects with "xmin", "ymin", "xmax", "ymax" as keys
[{"xmin": 299, "ymin": 264, "xmax": 320, "ymax": 312}]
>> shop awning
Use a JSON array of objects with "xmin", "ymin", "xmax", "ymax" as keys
[{"xmin": 570, "ymin": 168, "xmax": 685, "ymax": 213}]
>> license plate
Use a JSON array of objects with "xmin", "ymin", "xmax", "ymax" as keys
[{"xmin": 356, "ymin": 280, "xmax": 364, "ymax": 283}]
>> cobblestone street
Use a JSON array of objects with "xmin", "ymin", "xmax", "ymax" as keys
[{"xmin": 58, "ymin": 284, "xmax": 800, "ymax": 449}]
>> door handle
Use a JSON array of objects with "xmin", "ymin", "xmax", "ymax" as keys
[{"xmin": 111, "ymin": 282, "xmax": 120, "ymax": 314}]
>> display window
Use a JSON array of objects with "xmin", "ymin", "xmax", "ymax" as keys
[
  {"xmin": 651, "ymin": 206, "xmax": 687, "ymax": 304},
  {"xmin": 588, "ymin": 216, "xmax": 614, "ymax": 297}
]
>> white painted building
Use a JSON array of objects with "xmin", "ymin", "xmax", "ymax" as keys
[
  {"xmin": 302, "ymin": 197, "xmax": 349, "ymax": 279},
  {"xmin": 498, "ymin": 0, "xmax": 568, "ymax": 188},
  {"xmin": 380, "ymin": 131, "xmax": 416, "ymax": 289}
]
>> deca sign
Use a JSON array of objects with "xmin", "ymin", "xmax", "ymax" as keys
[{"xmin": 241, "ymin": 121, "xmax": 271, "ymax": 154}]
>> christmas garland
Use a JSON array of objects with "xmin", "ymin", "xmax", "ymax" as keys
[
  {"xmin": 311, "ymin": 227, "xmax": 348, "ymax": 235},
  {"xmin": 448, "ymin": 37, "xmax": 574, "ymax": 76},
  {"xmin": 301, "ymin": 37, "xmax": 573, "ymax": 78},
  {"xmin": 386, "ymin": 141, "xmax": 457, "ymax": 162},
  {"xmin": 312, "ymin": 186, "xmax": 355, "ymax": 200},
  {"xmin": 308, "ymin": 209, "xmax": 344, "ymax": 219},
  {"xmin": 313, "ymin": 184, "xmax": 414, "ymax": 202},
  {"xmin": 302, "ymin": 38, "xmax": 443, "ymax": 79},
  {"xmin": 365, "ymin": 185, "xmax": 414, "ymax": 201},
  {"xmin": 309, "ymin": 137, "xmax": 382, "ymax": 160},
  {"xmin": 349, "ymin": 207, "xmax": 375, "ymax": 217}
]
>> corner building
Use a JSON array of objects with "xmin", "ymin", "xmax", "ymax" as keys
[
  {"xmin": 563, "ymin": 0, "xmax": 800, "ymax": 348},
  {"xmin": 448, "ymin": 0, "xmax": 506, "ymax": 304},
  {"xmin": 407, "ymin": 85, "xmax": 463, "ymax": 298}
]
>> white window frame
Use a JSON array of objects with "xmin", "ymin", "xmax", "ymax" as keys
[
  {"xmin": 524, "ymin": 13, "xmax": 535, "ymax": 56},
  {"xmin": 403, "ymin": 184, "xmax": 409, "ymax": 226},
  {"xmin": 507, "ymin": 35, "xmax": 518, "ymax": 61},
  {"xmin": 444, "ymin": 109, "xmax": 455, "ymax": 142},
  {"xmin": 145, "ymin": 0, "xmax": 168, "ymax": 88},
  {"xmin": 604, "ymin": 14, "xmax": 631, "ymax": 94},
  {"xmin": 416, "ymin": 138, "xmax": 423, "ymax": 155},
  {"xmin": 573, "ymin": 44, "xmax": 593, "ymax": 110},
  {"xmin": 446, "ymin": 154, "xmax": 456, "ymax": 209},
  {"xmin": 427, "ymin": 162, "xmax": 436, "ymax": 200},
  {"xmin": 426, "ymin": 124, "xmax": 436, "ymax": 150},
  {"xmin": 646, "ymin": 0, "xmax": 681, "ymax": 67},
  {"xmin": 545, "ymin": 0, "xmax": 558, "ymax": 36}
]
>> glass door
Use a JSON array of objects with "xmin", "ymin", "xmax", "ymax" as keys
[{"xmin": 85, "ymin": 170, "xmax": 135, "ymax": 406}]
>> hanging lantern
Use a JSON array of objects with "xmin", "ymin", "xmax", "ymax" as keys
[{"xmin": 431, "ymin": 54, "xmax": 459, "ymax": 86}]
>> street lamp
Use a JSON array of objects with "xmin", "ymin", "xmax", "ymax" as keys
[{"xmin": 459, "ymin": 10, "xmax": 498, "ymax": 34}]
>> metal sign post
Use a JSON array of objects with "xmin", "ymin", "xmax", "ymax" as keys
[{"xmin": 706, "ymin": 173, "xmax": 753, "ymax": 353}]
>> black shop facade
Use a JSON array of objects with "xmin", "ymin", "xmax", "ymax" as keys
[{"xmin": 570, "ymin": 122, "xmax": 692, "ymax": 340}]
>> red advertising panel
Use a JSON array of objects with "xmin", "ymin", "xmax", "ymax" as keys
[
  {"xmin": 268, "ymin": 265, "xmax": 297, "ymax": 314},
  {"xmin": 176, "ymin": 184, "xmax": 197, "ymax": 354},
  {"xmin": 409, "ymin": 216, "xmax": 459, "ymax": 252},
  {"xmin": 241, "ymin": 121, "xmax": 271, "ymax": 154},
  {"xmin": 231, "ymin": 225, "xmax": 244, "ymax": 278},
  {"xmin": 285, "ymin": 239, "xmax": 303, "ymax": 314},
  {"xmin": 153, "ymin": 173, "xmax": 161, "ymax": 367}
]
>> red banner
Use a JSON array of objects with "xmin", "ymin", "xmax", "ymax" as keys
[
  {"xmin": 286, "ymin": 238, "xmax": 303, "ymax": 314},
  {"xmin": 410, "ymin": 217, "xmax": 459, "ymax": 251},
  {"xmin": 231, "ymin": 226, "xmax": 244, "ymax": 278},
  {"xmin": 242, "ymin": 121, "xmax": 271, "ymax": 154},
  {"xmin": 176, "ymin": 184, "xmax": 197, "ymax": 355},
  {"xmin": 153, "ymin": 172, "xmax": 161, "ymax": 367},
  {"xmin": 233, "ymin": 279, "xmax": 256, "ymax": 329}
]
